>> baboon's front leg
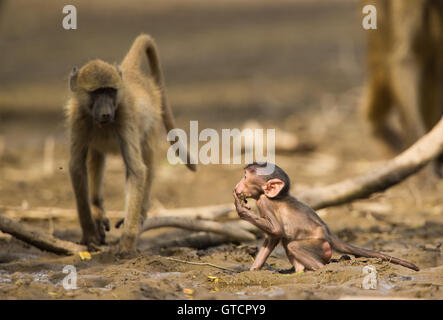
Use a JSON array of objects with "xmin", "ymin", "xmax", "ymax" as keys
[
  {"xmin": 69, "ymin": 144, "xmax": 100, "ymax": 247},
  {"xmin": 87, "ymin": 149, "xmax": 110, "ymax": 244},
  {"xmin": 118, "ymin": 135, "xmax": 147, "ymax": 255}
]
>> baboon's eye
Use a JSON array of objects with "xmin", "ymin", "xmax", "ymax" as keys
[{"xmin": 91, "ymin": 88, "xmax": 117, "ymax": 101}]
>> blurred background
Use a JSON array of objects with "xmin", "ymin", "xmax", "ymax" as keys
[
  {"xmin": 0, "ymin": 0, "xmax": 441, "ymax": 212},
  {"xmin": 0, "ymin": 0, "xmax": 442, "ymax": 300}
]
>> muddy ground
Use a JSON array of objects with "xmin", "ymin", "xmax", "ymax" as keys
[{"xmin": 0, "ymin": 0, "xmax": 442, "ymax": 299}]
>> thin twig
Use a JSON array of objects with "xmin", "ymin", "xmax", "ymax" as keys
[{"xmin": 164, "ymin": 257, "xmax": 238, "ymax": 273}]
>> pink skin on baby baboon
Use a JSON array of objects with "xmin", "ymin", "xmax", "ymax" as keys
[{"xmin": 233, "ymin": 163, "xmax": 419, "ymax": 272}]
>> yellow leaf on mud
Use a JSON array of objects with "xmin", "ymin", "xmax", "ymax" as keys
[
  {"xmin": 78, "ymin": 251, "xmax": 91, "ymax": 260},
  {"xmin": 183, "ymin": 288, "xmax": 194, "ymax": 295},
  {"xmin": 207, "ymin": 276, "xmax": 219, "ymax": 283},
  {"xmin": 208, "ymin": 276, "xmax": 218, "ymax": 283}
]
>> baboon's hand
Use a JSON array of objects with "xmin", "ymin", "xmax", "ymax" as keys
[
  {"xmin": 95, "ymin": 217, "xmax": 110, "ymax": 244},
  {"xmin": 91, "ymin": 205, "xmax": 110, "ymax": 245},
  {"xmin": 80, "ymin": 232, "xmax": 102, "ymax": 251}
]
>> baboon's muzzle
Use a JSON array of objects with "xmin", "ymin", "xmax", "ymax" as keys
[{"xmin": 93, "ymin": 96, "xmax": 115, "ymax": 125}]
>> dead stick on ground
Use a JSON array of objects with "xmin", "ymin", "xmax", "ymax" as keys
[
  {"xmin": 298, "ymin": 116, "xmax": 443, "ymax": 210},
  {"xmin": 140, "ymin": 216, "xmax": 256, "ymax": 242},
  {"xmin": 0, "ymin": 203, "xmax": 234, "ymax": 221},
  {"xmin": 0, "ymin": 214, "xmax": 86, "ymax": 254},
  {"xmin": 164, "ymin": 257, "xmax": 238, "ymax": 273},
  {"xmin": 144, "ymin": 231, "xmax": 254, "ymax": 250}
]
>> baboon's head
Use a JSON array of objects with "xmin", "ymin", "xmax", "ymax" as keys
[
  {"xmin": 70, "ymin": 59, "xmax": 122, "ymax": 125},
  {"xmin": 235, "ymin": 162, "xmax": 290, "ymax": 200}
]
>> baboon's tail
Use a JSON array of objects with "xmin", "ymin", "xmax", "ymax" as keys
[
  {"xmin": 122, "ymin": 34, "xmax": 197, "ymax": 171},
  {"xmin": 330, "ymin": 235, "xmax": 419, "ymax": 271}
]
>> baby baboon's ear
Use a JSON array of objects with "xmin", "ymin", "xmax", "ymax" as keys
[
  {"xmin": 69, "ymin": 66, "xmax": 79, "ymax": 91},
  {"xmin": 262, "ymin": 178, "xmax": 285, "ymax": 198}
]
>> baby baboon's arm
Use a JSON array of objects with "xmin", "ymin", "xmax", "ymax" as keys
[{"xmin": 233, "ymin": 192, "xmax": 282, "ymax": 237}]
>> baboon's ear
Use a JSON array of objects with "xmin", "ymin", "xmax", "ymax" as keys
[
  {"xmin": 115, "ymin": 64, "xmax": 123, "ymax": 78},
  {"xmin": 262, "ymin": 178, "xmax": 285, "ymax": 198},
  {"xmin": 69, "ymin": 66, "xmax": 79, "ymax": 91}
]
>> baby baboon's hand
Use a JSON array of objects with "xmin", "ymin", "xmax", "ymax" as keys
[{"xmin": 233, "ymin": 191, "xmax": 251, "ymax": 218}]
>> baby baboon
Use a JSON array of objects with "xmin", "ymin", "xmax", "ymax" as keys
[
  {"xmin": 363, "ymin": 0, "xmax": 443, "ymax": 176},
  {"xmin": 234, "ymin": 162, "xmax": 419, "ymax": 272},
  {"xmin": 65, "ymin": 34, "xmax": 196, "ymax": 254}
]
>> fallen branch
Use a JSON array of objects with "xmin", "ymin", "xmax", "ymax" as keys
[
  {"xmin": 156, "ymin": 204, "xmax": 234, "ymax": 220},
  {"xmin": 0, "ymin": 203, "xmax": 234, "ymax": 221},
  {"xmin": 297, "ymin": 116, "xmax": 443, "ymax": 210},
  {"xmin": 143, "ymin": 231, "xmax": 246, "ymax": 250},
  {"xmin": 164, "ymin": 257, "xmax": 238, "ymax": 273},
  {"xmin": 140, "ymin": 216, "xmax": 256, "ymax": 242},
  {"xmin": 0, "ymin": 214, "xmax": 86, "ymax": 254},
  {"xmin": 0, "ymin": 206, "xmax": 123, "ymax": 221}
]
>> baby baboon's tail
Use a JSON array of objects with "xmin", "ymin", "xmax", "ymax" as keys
[{"xmin": 330, "ymin": 235, "xmax": 419, "ymax": 271}]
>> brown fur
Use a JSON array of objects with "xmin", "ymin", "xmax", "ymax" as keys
[
  {"xmin": 65, "ymin": 34, "xmax": 195, "ymax": 255},
  {"xmin": 362, "ymin": 0, "xmax": 443, "ymax": 176}
]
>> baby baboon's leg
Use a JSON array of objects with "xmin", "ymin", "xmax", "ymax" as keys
[
  {"xmin": 87, "ymin": 149, "xmax": 110, "ymax": 243},
  {"xmin": 250, "ymin": 236, "xmax": 280, "ymax": 271},
  {"xmin": 284, "ymin": 239, "xmax": 332, "ymax": 272},
  {"xmin": 119, "ymin": 135, "xmax": 147, "ymax": 254}
]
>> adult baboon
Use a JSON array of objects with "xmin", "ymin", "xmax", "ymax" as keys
[
  {"xmin": 65, "ymin": 34, "xmax": 196, "ymax": 255},
  {"xmin": 362, "ymin": 0, "xmax": 443, "ymax": 176}
]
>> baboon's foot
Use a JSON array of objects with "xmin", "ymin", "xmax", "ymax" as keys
[
  {"xmin": 80, "ymin": 231, "xmax": 102, "ymax": 252},
  {"xmin": 117, "ymin": 234, "xmax": 138, "ymax": 258},
  {"xmin": 92, "ymin": 205, "xmax": 110, "ymax": 244},
  {"xmin": 432, "ymin": 158, "xmax": 443, "ymax": 178}
]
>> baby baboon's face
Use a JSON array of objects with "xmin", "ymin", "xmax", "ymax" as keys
[{"xmin": 234, "ymin": 169, "xmax": 265, "ymax": 200}]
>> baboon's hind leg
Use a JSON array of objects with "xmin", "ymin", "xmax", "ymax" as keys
[
  {"xmin": 284, "ymin": 239, "xmax": 331, "ymax": 272},
  {"xmin": 140, "ymin": 143, "xmax": 155, "ymax": 225},
  {"xmin": 364, "ymin": 75, "xmax": 405, "ymax": 154},
  {"xmin": 87, "ymin": 149, "xmax": 110, "ymax": 244}
]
